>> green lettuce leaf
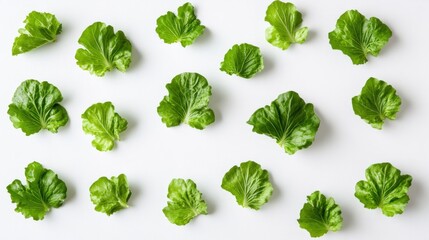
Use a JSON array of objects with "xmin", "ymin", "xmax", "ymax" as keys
[
  {"xmin": 162, "ymin": 179, "xmax": 208, "ymax": 225},
  {"xmin": 157, "ymin": 72, "xmax": 215, "ymax": 130},
  {"xmin": 298, "ymin": 191, "xmax": 343, "ymax": 238},
  {"xmin": 156, "ymin": 2, "xmax": 205, "ymax": 47},
  {"xmin": 247, "ymin": 91, "xmax": 320, "ymax": 155},
  {"xmin": 355, "ymin": 162, "xmax": 412, "ymax": 217},
  {"xmin": 7, "ymin": 79, "xmax": 69, "ymax": 136},
  {"xmin": 6, "ymin": 162, "xmax": 67, "ymax": 220},
  {"xmin": 352, "ymin": 77, "xmax": 401, "ymax": 130},
  {"xmin": 81, "ymin": 102, "xmax": 128, "ymax": 151},
  {"xmin": 75, "ymin": 22, "xmax": 132, "ymax": 76},
  {"xmin": 220, "ymin": 43, "xmax": 264, "ymax": 79},
  {"xmin": 264, "ymin": 1, "xmax": 308, "ymax": 50},
  {"xmin": 329, "ymin": 10, "xmax": 392, "ymax": 64},
  {"xmin": 221, "ymin": 161, "xmax": 273, "ymax": 210},
  {"xmin": 90, "ymin": 174, "xmax": 131, "ymax": 216},
  {"xmin": 12, "ymin": 11, "xmax": 62, "ymax": 55}
]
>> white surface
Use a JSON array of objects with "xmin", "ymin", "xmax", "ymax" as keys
[{"xmin": 0, "ymin": 0, "xmax": 428, "ymax": 239}]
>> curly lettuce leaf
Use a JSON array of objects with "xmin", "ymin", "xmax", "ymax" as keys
[
  {"xmin": 90, "ymin": 174, "xmax": 131, "ymax": 216},
  {"xmin": 265, "ymin": 1, "xmax": 308, "ymax": 50},
  {"xmin": 156, "ymin": 2, "xmax": 205, "ymax": 47},
  {"xmin": 6, "ymin": 162, "xmax": 67, "ymax": 220},
  {"xmin": 220, "ymin": 43, "xmax": 264, "ymax": 79},
  {"xmin": 352, "ymin": 77, "xmax": 401, "ymax": 130},
  {"xmin": 247, "ymin": 91, "xmax": 320, "ymax": 155},
  {"xmin": 81, "ymin": 102, "xmax": 128, "ymax": 151},
  {"xmin": 163, "ymin": 179, "xmax": 208, "ymax": 225},
  {"xmin": 298, "ymin": 191, "xmax": 343, "ymax": 238},
  {"xmin": 157, "ymin": 72, "xmax": 215, "ymax": 130},
  {"xmin": 221, "ymin": 161, "xmax": 273, "ymax": 210},
  {"xmin": 75, "ymin": 22, "xmax": 132, "ymax": 76},
  {"xmin": 355, "ymin": 162, "xmax": 412, "ymax": 217},
  {"xmin": 12, "ymin": 11, "xmax": 62, "ymax": 55},
  {"xmin": 7, "ymin": 79, "xmax": 69, "ymax": 136},
  {"xmin": 329, "ymin": 10, "xmax": 392, "ymax": 64}
]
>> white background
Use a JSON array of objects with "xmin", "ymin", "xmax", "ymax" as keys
[{"xmin": 0, "ymin": 0, "xmax": 427, "ymax": 239}]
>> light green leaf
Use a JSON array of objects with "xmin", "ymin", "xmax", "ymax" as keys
[
  {"xmin": 75, "ymin": 22, "xmax": 132, "ymax": 76},
  {"xmin": 355, "ymin": 162, "xmax": 412, "ymax": 217},
  {"xmin": 156, "ymin": 2, "xmax": 205, "ymax": 47},
  {"xmin": 247, "ymin": 91, "xmax": 320, "ymax": 155},
  {"xmin": 264, "ymin": 1, "xmax": 308, "ymax": 50},
  {"xmin": 163, "ymin": 179, "xmax": 208, "ymax": 225},
  {"xmin": 90, "ymin": 174, "xmax": 131, "ymax": 216},
  {"xmin": 7, "ymin": 79, "xmax": 69, "ymax": 136},
  {"xmin": 6, "ymin": 162, "xmax": 67, "ymax": 220},
  {"xmin": 12, "ymin": 11, "xmax": 62, "ymax": 55},
  {"xmin": 220, "ymin": 43, "xmax": 264, "ymax": 79},
  {"xmin": 298, "ymin": 191, "xmax": 343, "ymax": 238},
  {"xmin": 221, "ymin": 161, "xmax": 273, "ymax": 210},
  {"xmin": 81, "ymin": 102, "xmax": 128, "ymax": 151},
  {"xmin": 352, "ymin": 77, "xmax": 401, "ymax": 129},
  {"xmin": 329, "ymin": 10, "xmax": 392, "ymax": 64},
  {"xmin": 157, "ymin": 72, "xmax": 215, "ymax": 130}
]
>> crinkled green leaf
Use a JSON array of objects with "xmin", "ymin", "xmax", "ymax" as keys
[
  {"xmin": 90, "ymin": 174, "xmax": 131, "ymax": 216},
  {"xmin": 12, "ymin": 11, "xmax": 62, "ymax": 55},
  {"xmin": 163, "ymin": 179, "xmax": 208, "ymax": 225},
  {"xmin": 7, "ymin": 79, "xmax": 69, "ymax": 136},
  {"xmin": 221, "ymin": 161, "xmax": 273, "ymax": 210},
  {"xmin": 264, "ymin": 1, "xmax": 308, "ymax": 50},
  {"xmin": 220, "ymin": 43, "xmax": 264, "ymax": 79},
  {"xmin": 329, "ymin": 10, "xmax": 392, "ymax": 64},
  {"xmin": 75, "ymin": 22, "xmax": 132, "ymax": 76},
  {"xmin": 6, "ymin": 162, "xmax": 67, "ymax": 220},
  {"xmin": 156, "ymin": 2, "xmax": 205, "ymax": 47},
  {"xmin": 247, "ymin": 91, "xmax": 320, "ymax": 155},
  {"xmin": 298, "ymin": 191, "xmax": 343, "ymax": 238},
  {"xmin": 355, "ymin": 162, "xmax": 412, "ymax": 217},
  {"xmin": 157, "ymin": 72, "xmax": 215, "ymax": 130},
  {"xmin": 352, "ymin": 77, "xmax": 401, "ymax": 130},
  {"xmin": 81, "ymin": 102, "xmax": 128, "ymax": 151}
]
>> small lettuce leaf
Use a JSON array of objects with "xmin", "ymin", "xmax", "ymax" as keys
[
  {"xmin": 329, "ymin": 10, "xmax": 392, "ymax": 64},
  {"xmin": 8, "ymin": 79, "xmax": 69, "ymax": 136},
  {"xmin": 75, "ymin": 22, "xmax": 132, "ymax": 76},
  {"xmin": 247, "ymin": 91, "xmax": 320, "ymax": 155},
  {"xmin": 163, "ymin": 179, "xmax": 208, "ymax": 225},
  {"xmin": 220, "ymin": 43, "xmax": 264, "ymax": 79},
  {"xmin": 156, "ymin": 2, "xmax": 205, "ymax": 47},
  {"xmin": 352, "ymin": 77, "xmax": 401, "ymax": 129},
  {"xmin": 81, "ymin": 102, "xmax": 128, "ymax": 151},
  {"xmin": 90, "ymin": 174, "xmax": 131, "ymax": 216},
  {"xmin": 6, "ymin": 162, "xmax": 67, "ymax": 220},
  {"xmin": 298, "ymin": 191, "xmax": 343, "ymax": 238},
  {"xmin": 12, "ymin": 11, "xmax": 62, "ymax": 55},
  {"xmin": 157, "ymin": 72, "xmax": 215, "ymax": 130},
  {"xmin": 355, "ymin": 162, "xmax": 412, "ymax": 217},
  {"xmin": 221, "ymin": 161, "xmax": 273, "ymax": 210},
  {"xmin": 264, "ymin": 1, "xmax": 308, "ymax": 50}
]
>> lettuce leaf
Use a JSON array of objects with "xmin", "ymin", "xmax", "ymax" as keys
[
  {"xmin": 163, "ymin": 179, "xmax": 208, "ymax": 225},
  {"xmin": 7, "ymin": 79, "xmax": 69, "ymax": 136},
  {"xmin": 6, "ymin": 162, "xmax": 67, "ymax": 220},
  {"xmin": 81, "ymin": 102, "xmax": 128, "ymax": 151},
  {"xmin": 355, "ymin": 162, "xmax": 412, "ymax": 217},
  {"xmin": 221, "ymin": 161, "xmax": 273, "ymax": 210},
  {"xmin": 12, "ymin": 11, "xmax": 62, "ymax": 55},
  {"xmin": 220, "ymin": 43, "xmax": 264, "ymax": 79},
  {"xmin": 247, "ymin": 91, "xmax": 320, "ymax": 155},
  {"xmin": 75, "ymin": 22, "xmax": 132, "ymax": 76},
  {"xmin": 157, "ymin": 72, "xmax": 215, "ymax": 130},
  {"xmin": 329, "ymin": 10, "xmax": 392, "ymax": 64},
  {"xmin": 156, "ymin": 2, "xmax": 205, "ymax": 47}
]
